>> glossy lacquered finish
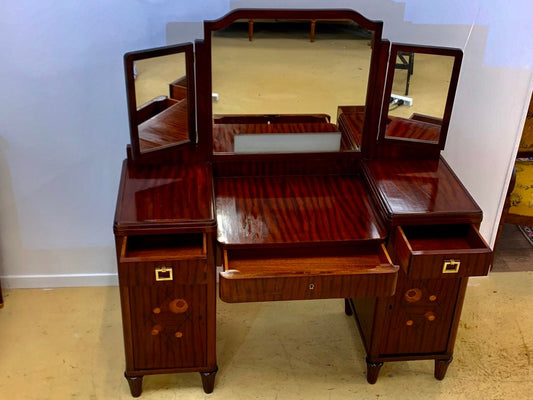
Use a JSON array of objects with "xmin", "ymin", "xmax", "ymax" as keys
[
  {"xmin": 114, "ymin": 161, "xmax": 216, "ymax": 235},
  {"xmin": 361, "ymin": 158, "xmax": 483, "ymax": 227}
]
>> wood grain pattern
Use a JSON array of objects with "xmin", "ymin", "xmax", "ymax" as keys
[
  {"xmin": 215, "ymin": 174, "xmax": 387, "ymax": 247},
  {"xmin": 114, "ymin": 161, "xmax": 216, "ymax": 235},
  {"xmin": 138, "ymin": 99, "xmax": 190, "ymax": 152},
  {"xmin": 385, "ymin": 117, "xmax": 441, "ymax": 143},
  {"xmin": 362, "ymin": 157, "xmax": 483, "ymax": 226},
  {"xmin": 391, "ymin": 225, "xmax": 492, "ymax": 279},
  {"xmin": 220, "ymin": 245, "xmax": 398, "ymax": 302}
]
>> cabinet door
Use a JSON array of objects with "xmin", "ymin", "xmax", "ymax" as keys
[
  {"xmin": 377, "ymin": 274, "xmax": 460, "ymax": 355},
  {"xmin": 129, "ymin": 280, "xmax": 207, "ymax": 370}
]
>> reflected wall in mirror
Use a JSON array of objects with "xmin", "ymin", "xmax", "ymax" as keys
[
  {"xmin": 204, "ymin": 10, "xmax": 383, "ymax": 155},
  {"xmin": 381, "ymin": 44, "xmax": 462, "ymax": 148},
  {"xmin": 124, "ymin": 43, "xmax": 195, "ymax": 159}
]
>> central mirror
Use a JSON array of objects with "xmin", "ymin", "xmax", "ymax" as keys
[{"xmin": 204, "ymin": 9, "xmax": 383, "ymax": 155}]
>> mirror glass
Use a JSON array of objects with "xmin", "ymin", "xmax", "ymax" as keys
[
  {"xmin": 124, "ymin": 44, "xmax": 195, "ymax": 158},
  {"xmin": 382, "ymin": 45, "xmax": 462, "ymax": 146},
  {"xmin": 210, "ymin": 19, "xmax": 373, "ymax": 154}
]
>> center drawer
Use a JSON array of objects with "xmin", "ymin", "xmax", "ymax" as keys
[
  {"xmin": 219, "ymin": 245, "xmax": 398, "ymax": 302},
  {"xmin": 390, "ymin": 224, "xmax": 492, "ymax": 279}
]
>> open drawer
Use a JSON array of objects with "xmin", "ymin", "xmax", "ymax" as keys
[
  {"xmin": 119, "ymin": 233, "xmax": 208, "ymax": 285},
  {"xmin": 390, "ymin": 224, "xmax": 492, "ymax": 279},
  {"xmin": 219, "ymin": 245, "xmax": 398, "ymax": 302}
]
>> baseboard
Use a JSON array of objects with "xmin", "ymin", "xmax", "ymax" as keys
[{"xmin": 1, "ymin": 273, "xmax": 118, "ymax": 289}]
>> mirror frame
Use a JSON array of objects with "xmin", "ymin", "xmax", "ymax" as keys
[
  {"xmin": 124, "ymin": 43, "xmax": 196, "ymax": 161},
  {"xmin": 378, "ymin": 43, "xmax": 463, "ymax": 151},
  {"xmin": 201, "ymin": 8, "xmax": 384, "ymax": 158}
]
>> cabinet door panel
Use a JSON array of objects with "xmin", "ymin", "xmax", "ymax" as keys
[
  {"xmin": 130, "ymin": 283, "xmax": 207, "ymax": 370},
  {"xmin": 378, "ymin": 276, "xmax": 460, "ymax": 355}
]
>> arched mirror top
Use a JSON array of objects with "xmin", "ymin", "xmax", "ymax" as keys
[{"xmin": 202, "ymin": 9, "xmax": 384, "ymax": 156}]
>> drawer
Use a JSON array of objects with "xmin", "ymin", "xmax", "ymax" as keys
[
  {"xmin": 390, "ymin": 224, "xmax": 492, "ymax": 279},
  {"xmin": 219, "ymin": 245, "xmax": 398, "ymax": 302},
  {"xmin": 119, "ymin": 234, "xmax": 207, "ymax": 285}
]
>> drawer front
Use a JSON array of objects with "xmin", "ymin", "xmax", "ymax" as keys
[
  {"xmin": 219, "ymin": 245, "xmax": 398, "ymax": 302},
  {"xmin": 378, "ymin": 274, "xmax": 461, "ymax": 355},
  {"xmin": 391, "ymin": 224, "xmax": 492, "ymax": 279},
  {"xmin": 120, "ymin": 259, "xmax": 207, "ymax": 286},
  {"xmin": 130, "ymin": 283, "xmax": 207, "ymax": 370}
]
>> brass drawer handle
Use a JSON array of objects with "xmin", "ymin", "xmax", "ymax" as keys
[
  {"xmin": 155, "ymin": 266, "xmax": 173, "ymax": 281},
  {"xmin": 442, "ymin": 259, "xmax": 460, "ymax": 274}
]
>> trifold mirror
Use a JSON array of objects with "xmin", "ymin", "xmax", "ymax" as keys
[
  {"xmin": 124, "ymin": 43, "xmax": 196, "ymax": 161},
  {"xmin": 123, "ymin": 9, "xmax": 464, "ymax": 162},
  {"xmin": 379, "ymin": 44, "xmax": 463, "ymax": 149}
]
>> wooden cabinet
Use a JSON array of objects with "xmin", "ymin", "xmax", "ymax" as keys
[{"xmin": 116, "ymin": 232, "xmax": 217, "ymax": 397}]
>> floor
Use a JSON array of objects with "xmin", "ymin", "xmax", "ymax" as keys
[{"xmin": 0, "ymin": 225, "xmax": 532, "ymax": 399}]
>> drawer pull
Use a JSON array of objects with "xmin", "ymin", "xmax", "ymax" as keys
[
  {"xmin": 442, "ymin": 259, "xmax": 460, "ymax": 274},
  {"xmin": 155, "ymin": 266, "xmax": 173, "ymax": 281}
]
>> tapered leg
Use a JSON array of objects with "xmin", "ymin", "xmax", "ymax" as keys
[
  {"xmin": 366, "ymin": 359, "xmax": 383, "ymax": 384},
  {"xmin": 434, "ymin": 357, "xmax": 453, "ymax": 380},
  {"xmin": 200, "ymin": 366, "xmax": 218, "ymax": 394},
  {"xmin": 344, "ymin": 298, "xmax": 353, "ymax": 316},
  {"xmin": 125, "ymin": 374, "xmax": 143, "ymax": 397}
]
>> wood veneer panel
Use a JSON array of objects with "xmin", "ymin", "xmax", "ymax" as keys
[
  {"xmin": 215, "ymin": 174, "xmax": 386, "ymax": 247},
  {"xmin": 362, "ymin": 157, "xmax": 482, "ymax": 226},
  {"xmin": 114, "ymin": 162, "xmax": 216, "ymax": 235}
]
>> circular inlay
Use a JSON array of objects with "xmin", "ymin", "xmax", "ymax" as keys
[
  {"xmin": 169, "ymin": 299, "xmax": 189, "ymax": 314},
  {"xmin": 429, "ymin": 295, "xmax": 437, "ymax": 302},
  {"xmin": 175, "ymin": 331, "xmax": 183, "ymax": 338},
  {"xmin": 425, "ymin": 311, "xmax": 436, "ymax": 322},
  {"xmin": 406, "ymin": 320, "xmax": 414, "ymax": 326},
  {"xmin": 404, "ymin": 288, "xmax": 422, "ymax": 303}
]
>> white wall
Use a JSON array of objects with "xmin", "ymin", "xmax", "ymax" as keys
[{"xmin": 0, "ymin": 0, "xmax": 531, "ymax": 288}]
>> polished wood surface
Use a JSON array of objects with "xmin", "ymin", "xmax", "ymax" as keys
[
  {"xmin": 114, "ymin": 161, "xmax": 216, "ymax": 235},
  {"xmin": 362, "ymin": 157, "xmax": 482, "ymax": 226},
  {"xmin": 385, "ymin": 117, "xmax": 441, "ymax": 143},
  {"xmin": 215, "ymin": 174, "xmax": 386, "ymax": 247},
  {"xmin": 138, "ymin": 99, "xmax": 190, "ymax": 152}
]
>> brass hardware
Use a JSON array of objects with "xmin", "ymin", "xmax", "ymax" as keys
[
  {"xmin": 309, "ymin": 283, "xmax": 315, "ymax": 290},
  {"xmin": 169, "ymin": 299, "xmax": 188, "ymax": 314},
  {"xmin": 155, "ymin": 266, "xmax": 173, "ymax": 281},
  {"xmin": 442, "ymin": 259, "xmax": 460, "ymax": 274}
]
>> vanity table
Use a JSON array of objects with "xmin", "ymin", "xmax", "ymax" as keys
[{"xmin": 114, "ymin": 9, "xmax": 492, "ymax": 397}]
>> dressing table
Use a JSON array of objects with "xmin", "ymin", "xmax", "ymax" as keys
[{"xmin": 113, "ymin": 9, "xmax": 492, "ymax": 397}]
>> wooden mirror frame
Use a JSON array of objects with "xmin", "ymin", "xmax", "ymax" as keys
[
  {"xmin": 199, "ymin": 8, "xmax": 385, "ymax": 160},
  {"xmin": 124, "ymin": 43, "xmax": 196, "ymax": 162},
  {"xmin": 377, "ymin": 43, "xmax": 463, "ymax": 154}
]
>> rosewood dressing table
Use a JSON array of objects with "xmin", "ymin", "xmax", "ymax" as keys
[{"xmin": 113, "ymin": 9, "xmax": 492, "ymax": 397}]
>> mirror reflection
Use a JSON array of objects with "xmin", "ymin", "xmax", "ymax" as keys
[
  {"xmin": 384, "ymin": 50, "xmax": 459, "ymax": 145},
  {"xmin": 210, "ymin": 20, "xmax": 373, "ymax": 153},
  {"xmin": 124, "ymin": 45, "xmax": 194, "ymax": 157}
]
